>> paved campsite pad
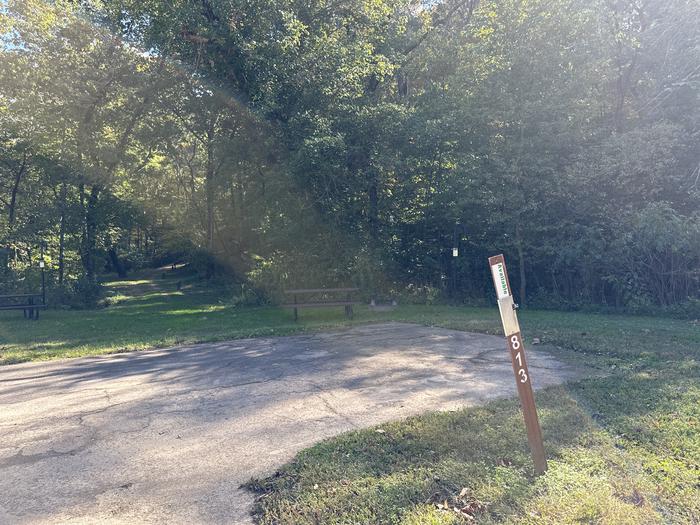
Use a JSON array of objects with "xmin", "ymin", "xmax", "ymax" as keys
[{"xmin": 0, "ymin": 323, "xmax": 590, "ymax": 524}]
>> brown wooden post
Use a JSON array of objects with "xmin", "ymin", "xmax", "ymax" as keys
[{"xmin": 488, "ymin": 254, "xmax": 547, "ymax": 475}]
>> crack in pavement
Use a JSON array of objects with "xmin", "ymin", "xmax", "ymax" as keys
[{"xmin": 308, "ymin": 381, "xmax": 358, "ymax": 429}]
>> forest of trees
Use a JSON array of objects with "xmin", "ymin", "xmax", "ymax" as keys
[{"xmin": 0, "ymin": 0, "xmax": 698, "ymax": 312}]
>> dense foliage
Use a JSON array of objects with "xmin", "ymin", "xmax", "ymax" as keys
[{"xmin": 0, "ymin": 0, "xmax": 698, "ymax": 311}]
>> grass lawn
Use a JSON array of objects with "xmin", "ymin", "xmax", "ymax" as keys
[
  {"xmin": 1, "ymin": 272, "xmax": 698, "ymax": 523},
  {"xmin": 0, "ymin": 271, "xmax": 426, "ymax": 364}
]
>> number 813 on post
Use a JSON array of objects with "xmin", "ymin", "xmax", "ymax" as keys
[{"xmin": 509, "ymin": 333, "xmax": 529, "ymax": 384}]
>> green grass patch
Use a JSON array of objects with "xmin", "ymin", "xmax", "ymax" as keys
[
  {"xmin": 0, "ymin": 272, "xmax": 406, "ymax": 364},
  {"xmin": 0, "ymin": 271, "xmax": 513, "ymax": 365}
]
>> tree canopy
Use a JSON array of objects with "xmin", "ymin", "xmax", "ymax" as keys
[{"xmin": 1, "ymin": 0, "xmax": 698, "ymax": 311}]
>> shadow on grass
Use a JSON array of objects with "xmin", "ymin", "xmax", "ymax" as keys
[
  {"xmin": 245, "ymin": 388, "xmax": 597, "ymax": 524},
  {"xmin": 246, "ymin": 359, "xmax": 700, "ymax": 525}
]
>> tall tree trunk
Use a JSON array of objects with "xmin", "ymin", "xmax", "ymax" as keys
[
  {"xmin": 368, "ymin": 171, "xmax": 379, "ymax": 242},
  {"xmin": 228, "ymin": 174, "xmax": 238, "ymax": 246},
  {"xmin": 108, "ymin": 247, "xmax": 127, "ymax": 278},
  {"xmin": 58, "ymin": 182, "xmax": 67, "ymax": 285},
  {"xmin": 81, "ymin": 185, "xmax": 101, "ymax": 283},
  {"xmin": 234, "ymin": 171, "xmax": 244, "ymax": 248},
  {"xmin": 206, "ymin": 161, "xmax": 215, "ymax": 252},
  {"xmin": 205, "ymin": 115, "xmax": 218, "ymax": 253},
  {"xmin": 515, "ymin": 221, "xmax": 527, "ymax": 307},
  {"xmin": 610, "ymin": 2, "xmax": 643, "ymax": 133},
  {"xmin": 8, "ymin": 151, "xmax": 27, "ymax": 227}
]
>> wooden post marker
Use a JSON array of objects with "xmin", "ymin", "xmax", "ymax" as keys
[{"xmin": 488, "ymin": 254, "xmax": 547, "ymax": 475}]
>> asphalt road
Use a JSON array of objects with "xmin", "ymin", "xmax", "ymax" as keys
[{"xmin": 0, "ymin": 322, "xmax": 586, "ymax": 524}]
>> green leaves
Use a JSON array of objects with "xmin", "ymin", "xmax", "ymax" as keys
[{"xmin": 1, "ymin": 0, "xmax": 697, "ymax": 308}]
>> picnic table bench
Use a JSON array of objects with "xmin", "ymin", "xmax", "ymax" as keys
[
  {"xmin": 283, "ymin": 287, "xmax": 360, "ymax": 321},
  {"xmin": 0, "ymin": 293, "xmax": 47, "ymax": 320}
]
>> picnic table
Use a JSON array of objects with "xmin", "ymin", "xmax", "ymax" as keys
[
  {"xmin": 283, "ymin": 287, "xmax": 360, "ymax": 321},
  {"xmin": 0, "ymin": 293, "xmax": 47, "ymax": 320}
]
